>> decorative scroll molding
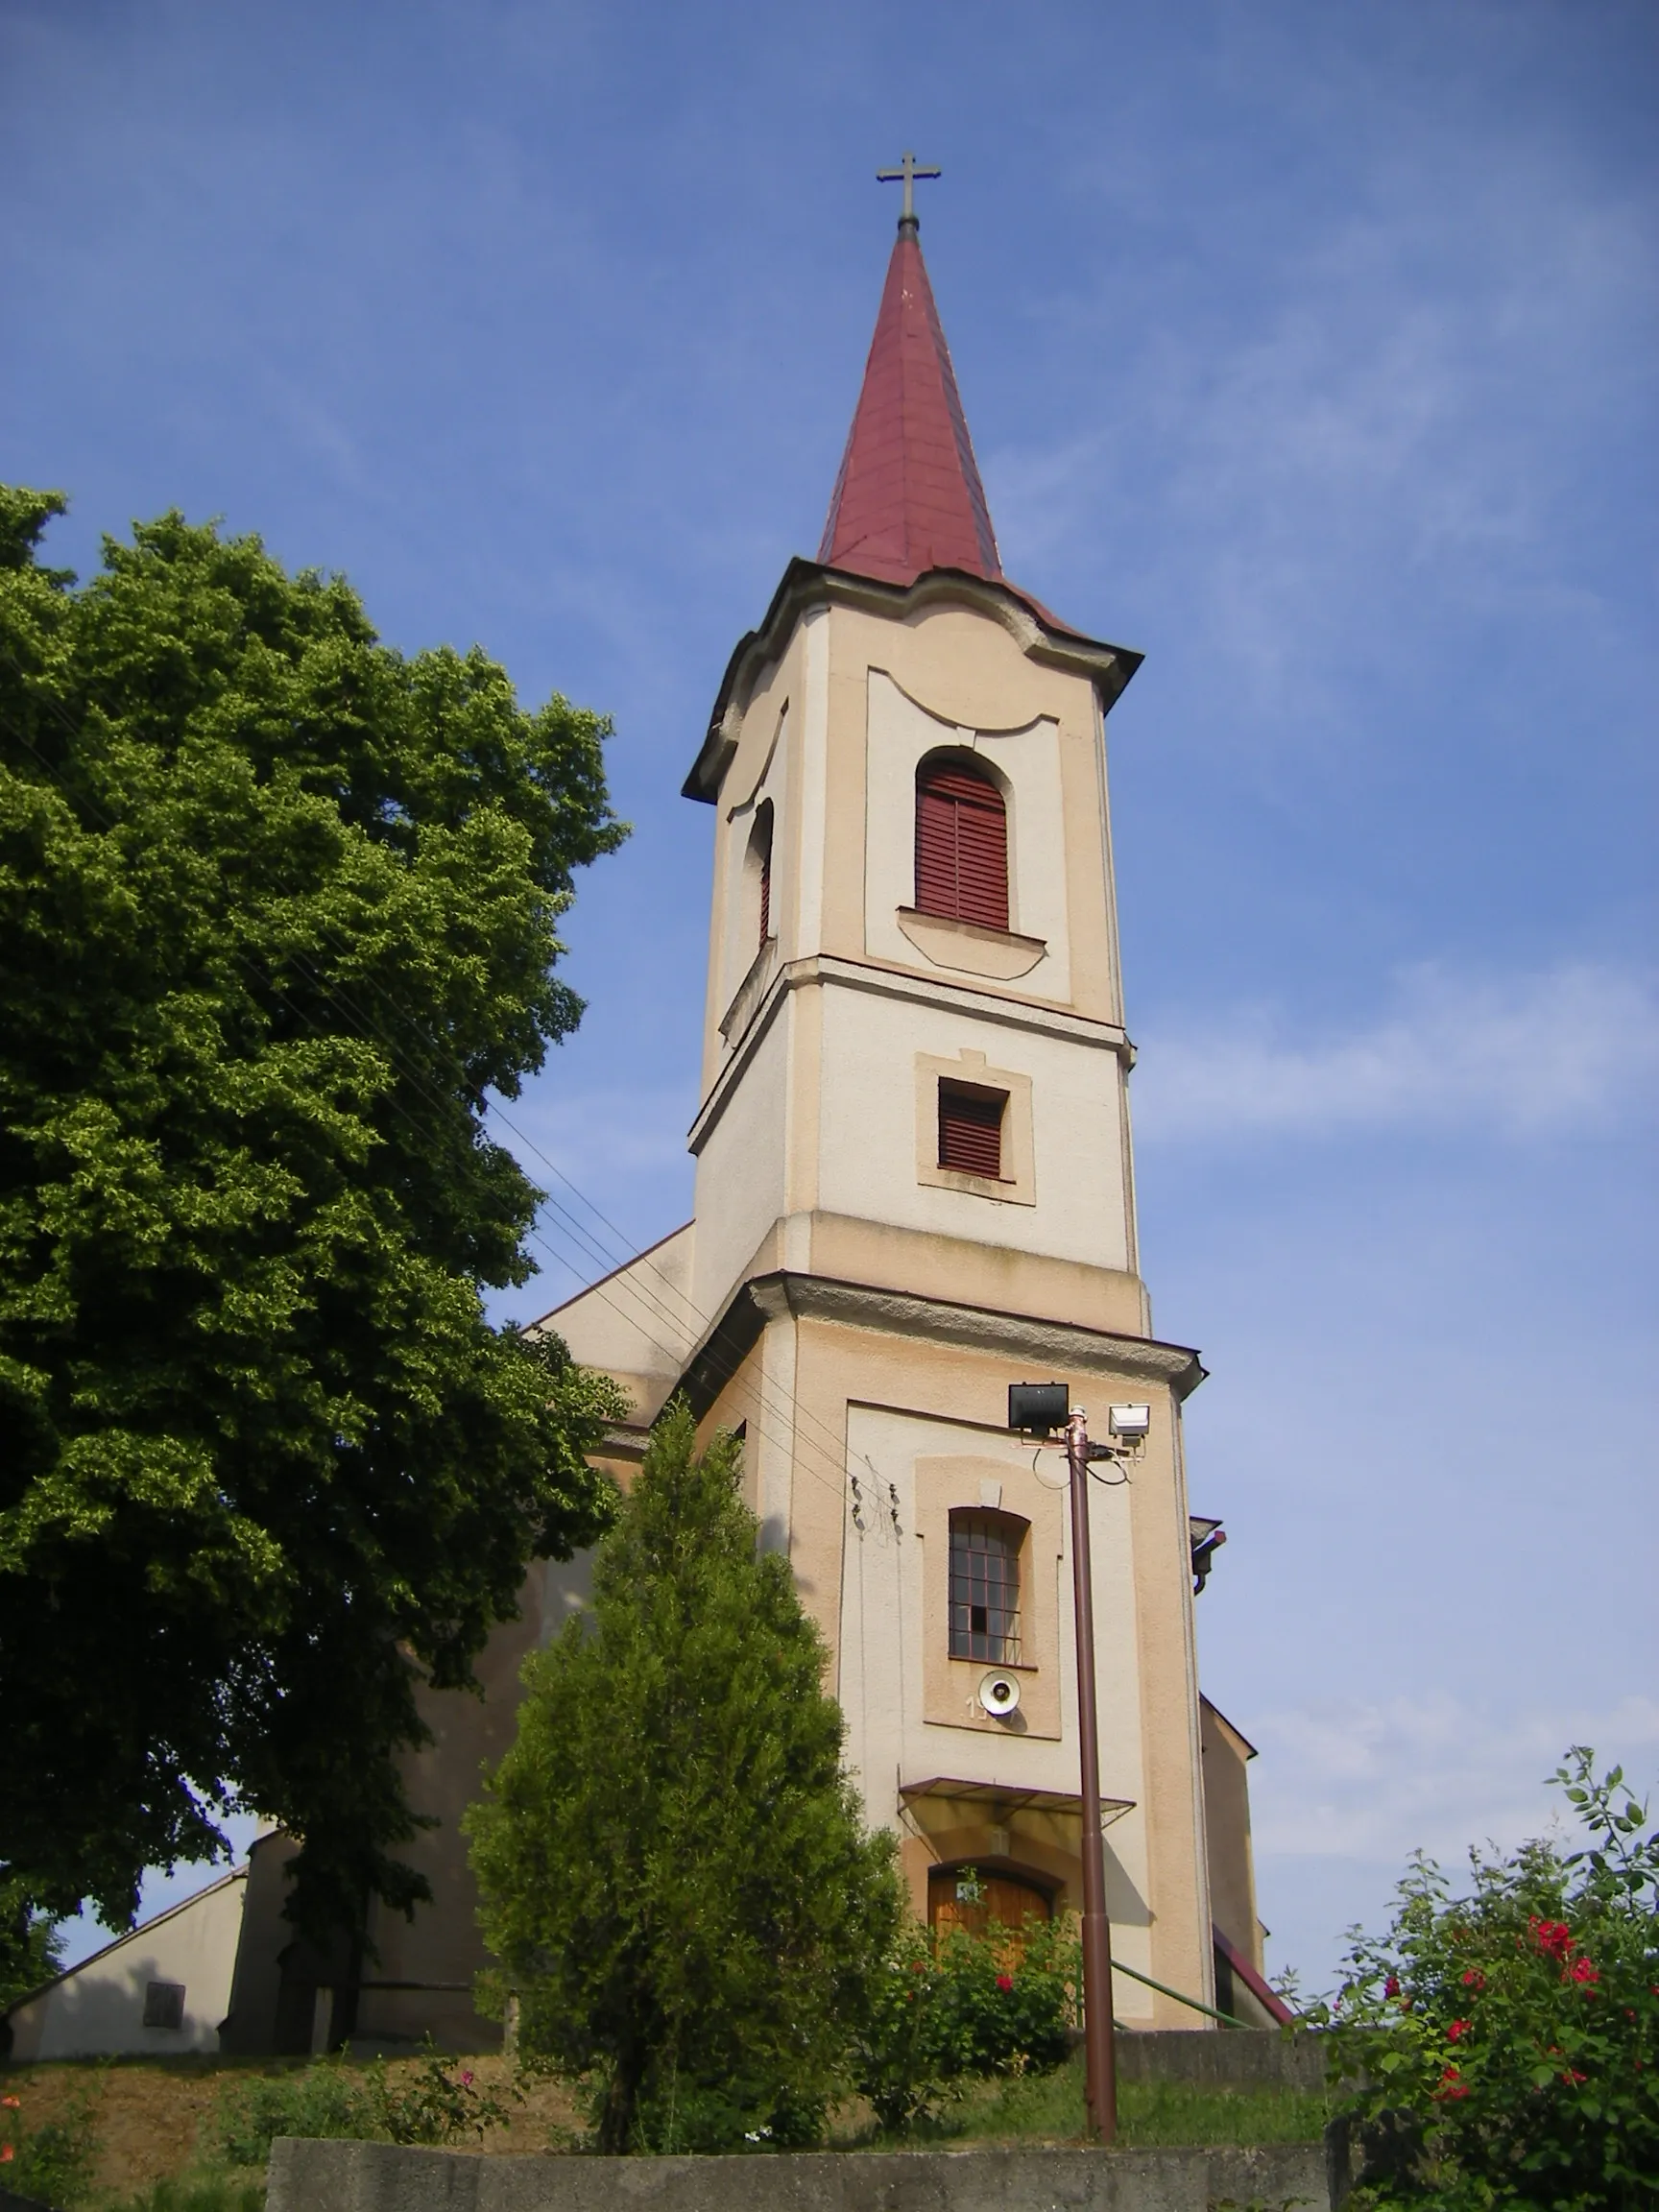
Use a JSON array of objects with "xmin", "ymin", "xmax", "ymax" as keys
[{"xmin": 897, "ymin": 907, "xmax": 1047, "ymax": 980}]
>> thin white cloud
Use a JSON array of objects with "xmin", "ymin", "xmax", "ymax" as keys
[
  {"xmin": 1134, "ymin": 961, "xmax": 1659, "ymax": 1143},
  {"xmin": 990, "ymin": 116, "xmax": 1657, "ymax": 721},
  {"xmin": 1250, "ymin": 1689, "xmax": 1659, "ymax": 1872}
]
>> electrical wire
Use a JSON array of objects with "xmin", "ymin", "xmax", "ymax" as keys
[{"xmin": 0, "ymin": 643, "xmax": 876, "ymax": 1502}]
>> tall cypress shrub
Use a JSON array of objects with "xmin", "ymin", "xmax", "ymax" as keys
[{"xmin": 467, "ymin": 1401, "xmax": 902, "ymax": 2152}]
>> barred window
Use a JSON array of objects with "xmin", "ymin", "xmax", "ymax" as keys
[{"xmin": 949, "ymin": 1509, "xmax": 1023, "ymax": 1663}]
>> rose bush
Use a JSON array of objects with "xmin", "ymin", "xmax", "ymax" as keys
[
  {"xmin": 1316, "ymin": 1747, "xmax": 1658, "ymax": 2209},
  {"xmin": 854, "ymin": 1901, "xmax": 1080, "ymax": 2134}
]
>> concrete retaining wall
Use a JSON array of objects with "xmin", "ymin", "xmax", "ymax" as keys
[{"xmin": 268, "ymin": 2138, "xmax": 1331, "ymax": 2211}]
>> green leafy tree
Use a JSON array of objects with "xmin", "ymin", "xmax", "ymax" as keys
[
  {"xmin": 467, "ymin": 1402, "xmax": 904, "ymax": 2152},
  {"xmin": 1318, "ymin": 1747, "xmax": 1659, "ymax": 2209},
  {"xmin": 0, "ymin": 485, "xmax": 627, "ymax": 1943},
  {"xmin": 0, "ymin": 1875, "xmax": 64, "ymax": 2009}
]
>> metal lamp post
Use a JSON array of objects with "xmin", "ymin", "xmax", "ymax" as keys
[{"xmin": 1008, "ymin": 1383, "xmax": 1118, "ymax": 2142}]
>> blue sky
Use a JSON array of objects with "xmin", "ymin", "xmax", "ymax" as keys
[{"xmin": 6, "ymin": 0, "xmax": 1654, "ymax": 1993}]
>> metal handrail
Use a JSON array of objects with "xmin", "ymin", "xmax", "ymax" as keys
[{"xmin": 1109, "ymin": 1956, "xmax": 1254, "ymax": 2031}]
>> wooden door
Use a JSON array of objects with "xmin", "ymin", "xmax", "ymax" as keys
[{"xmin": 928, "ymin": 1868, "xmax": 1051, "ymax": 1944}]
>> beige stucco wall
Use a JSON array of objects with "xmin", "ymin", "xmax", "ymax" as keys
[
  {"xmin": 863, "ymin": 673, "xmax": 1073, "ymax": 998},
  {"xmin": 533, "ymin": 1222, "xmax": 696, "ymax": 1425},
  {"xmin": 734, "ymin": 593, "xmax": 1127, "ymax": 1026},
  {"xmin": 355, "ymin": 1550, "xmax": 599, "ymax": 2051},
  {"xmin": 812, "ymin": 982, "xmax": 1132, "ymax": 1269},
  {"xmin": 685, "ymin": 1288, "xmax": 1214, "ymax": 2028},
  {"xmin": 702, "ymin": 616, "xmax": 808, "ymax": 1094},
  {"xmin": 691, "ymin": 993, "xmax": 792, "ymax": 1322},
  {"xmin": 1201, "ymin": 1697, "xmax": 1263, "ymax": 1974},
  {"xmin": 7, "ymin": 1869, "xmax": 248, "ymax": 2060}
]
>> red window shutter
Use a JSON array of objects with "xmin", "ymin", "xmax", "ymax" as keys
[
  {"xmin": 914, "ymin": 757, "xmax": 1009, "ymax": 930},
  {"xmin": 939, "ymin": 1084, "xmax": 1005, "ymax": 1178},
  {"xmin": 753, "ymin": 803, "xmax": 774, "ymax": 947},
  {"xmin": 916, "ymin": 784, "xmax": 958, "ymax": 917}
]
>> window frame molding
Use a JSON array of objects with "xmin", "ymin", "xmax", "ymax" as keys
[
  {"xmin": 896, "ymin": 904, "xmax": 1048, "ymax": 981},
  {"xmin": 915, "ymin": 1048, "xmax": 1036, "ymax": 1206},
  {"xmin": 915, "ymin": 1455, "xmax": 1062, "ymax": 1741}
]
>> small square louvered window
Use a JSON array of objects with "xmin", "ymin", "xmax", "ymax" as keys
[
  {"xmin": 938, "ymin": 1083, "xmax": 1005, "ymax": 1179},
  {"xmin": 143, "ymin": 1981, "xmax": 185, "ymax": 2031}
]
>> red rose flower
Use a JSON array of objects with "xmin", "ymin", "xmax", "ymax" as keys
[
  {"xmin": 1569, "ymin": 1957, "xmax": 1599, "ymax": 1984},
  {"xmin": 1461, "ymin": 1969, "xmax": 1485, "ymax": 1990},
  {"xmin": 1528, "ymin": 1917, "xmax": 1575, "ymax": 1960},
  {"xmin": 1383, "ymin": 1975, "xmax": 1401, "ymax": 1999},
  {"xmin": 1448, "ymin": 2019, "xmax": 1471, "ymax": 2041},
  {"xmin": 1560, "ymin": 2068, "xmax": 1587, "ymax": 2086},
  {"xmin": 1432, "ymin": 2066, "xmax": 1469, "ymax": 2102},
  {"xmin": 996, "ymin": 1973, "xmax": 1014, "ymax": 1993}
]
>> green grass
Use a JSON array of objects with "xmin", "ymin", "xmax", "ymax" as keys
[
  {"xmin": 99, "ymin": 2182, "xmax": 265, "ymax": 2212},
  {"xmin": 911, "ymin": 2054, "xmax": 1333, "ymax": 2148}
]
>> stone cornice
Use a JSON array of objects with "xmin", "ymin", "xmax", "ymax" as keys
[
  {"xmin": 680, "ymin": 1267, "xmax": 1206, "ymax": 1417},
  {"xmin": 683, "ymin": 558, "xmax": 1142, "ymax": 805},
  {"xmin": 687, "ymin": 951, "xmax": 1134, "ymax": 1156}
]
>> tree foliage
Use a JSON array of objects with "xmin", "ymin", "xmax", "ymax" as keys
[
  {"xmin": 1319, "ymin": 1747, "xmax": 1659, "ymax": 2209},
  {"xmin": 467, "ymin": 1402, "xmax": 904, "ymax": 2152},
  {"xmin": 0, "ymin": 1875, "xmax": 64, "ymax": 2011},
  {"xmin": 0, "ymin": 485, "xmax": 628, "ymax": 1938}
]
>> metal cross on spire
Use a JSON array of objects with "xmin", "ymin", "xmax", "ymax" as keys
[{"xmin": 877, "ymin": 150, "xmax": 941, "ymax": 230}]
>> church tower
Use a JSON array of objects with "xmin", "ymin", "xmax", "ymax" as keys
[
  {"xmin": 533, "ymin": 187, "xmax": 1267, "ymax": 2030},
  {"xmin": 248, "ymin": 182, "xmax": 1276, "ymax": 2058}
]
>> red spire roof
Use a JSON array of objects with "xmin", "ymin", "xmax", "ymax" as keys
[{"xmin": 818, "ymin": 223, "xmax": 1001, "ymax": 588}]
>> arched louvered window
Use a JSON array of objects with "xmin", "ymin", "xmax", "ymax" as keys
[
  {"xmin": 746, "ymin": 802, "xmax": 774, "ymax": 951},
  {"xmin": 915, "ymin": 754, "xmax": 1009, "ymax": 930}
]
